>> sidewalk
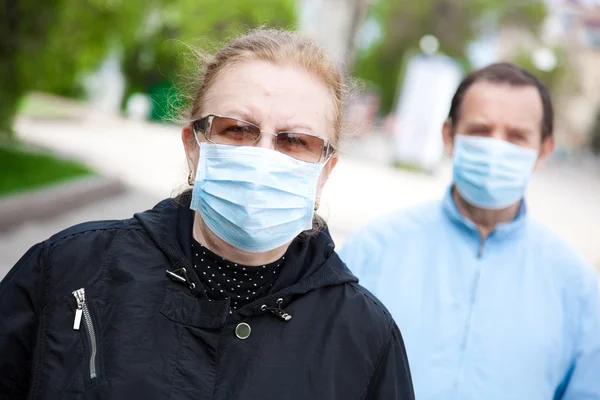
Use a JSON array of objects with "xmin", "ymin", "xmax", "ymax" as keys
[
  {"xmin": 0, "ymin": 190, "xmax": 160, "ymax": 276},
  {"xmin": 2, "ymin": 116, "xmax": 599, "ymax": 274}
]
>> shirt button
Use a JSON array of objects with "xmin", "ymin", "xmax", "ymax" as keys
[{"xmin": 235, "ymin": 322, "xmax": 251, "ymax": 340}]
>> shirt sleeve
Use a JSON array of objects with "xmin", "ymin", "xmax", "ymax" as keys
[
  {"xmin": 560, "ymin": 275, "xmax": 600, "ymax": 399},
  {"xmin": 0, "ymin": 243, "xmax": 46, "ymax": 399},
  {"xmin": 363, "ymin": 322, "xmax": 415, "ymax": 400}
]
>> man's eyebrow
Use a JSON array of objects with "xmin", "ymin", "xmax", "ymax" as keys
[
  {"xmin": 505, "ymin": 124, "xmax": 535, "ymax": 135},
  {"xmin": 464, "ymin": 121, "xmax": 491, "ymax": 129}
]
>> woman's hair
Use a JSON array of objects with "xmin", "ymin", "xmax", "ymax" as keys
[
  {"xmin": 176, "ymin": 28, "xmax": 358, "ymax": 235},
  {"xmin": 180, "ymin": 28, "xmax": 357, "ymax": 147}
]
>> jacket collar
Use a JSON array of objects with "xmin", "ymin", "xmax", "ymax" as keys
[
  {"xmin": 442, "ymin": 186, "xmax": 528, "ymax": 239},
  {"xmin": 134, "ymin": 192, "xmax": 358, "ymax": 318}
]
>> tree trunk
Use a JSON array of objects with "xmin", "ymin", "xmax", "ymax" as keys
[{"xmin": 0, "ymin": 57, "xmax": 22, "ymax": 140}]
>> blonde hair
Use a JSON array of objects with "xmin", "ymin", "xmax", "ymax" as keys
[{"xmin": 181, "ymin": 28, "xmax": 355, "ymax": 147}]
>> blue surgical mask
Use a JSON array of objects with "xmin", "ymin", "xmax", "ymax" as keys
[
  {"xmin": 190, "ymin": 143, "xmax": 324, "ymax": 253},
  {"xmin": 452, "ymin": 135, "xmax": 538, "ymax": 210}
]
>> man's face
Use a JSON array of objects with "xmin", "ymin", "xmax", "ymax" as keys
[{"xmin": 443, "ymin": 81, "xmax": 554, "ymax": 167}]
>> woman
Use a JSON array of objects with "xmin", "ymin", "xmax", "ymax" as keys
[{"xmin": 0, "ymin": 29, "xmax": 414, "ymax": 399}]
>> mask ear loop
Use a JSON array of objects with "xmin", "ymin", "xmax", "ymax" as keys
[
  {"xmin": 322, "ymin": 142, "xmax": 335, "ymax": 163},
  {"xmin": 314, "ymin": 141, "xmax": 332, "ymax": 212},
  {"xmin": 188, "ymin": 119, "xmax": 206, "ymax": 186}
]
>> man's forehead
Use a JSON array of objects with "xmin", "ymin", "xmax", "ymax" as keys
[{"xmin": 459, "ymin": 81, "xmax": 543, "ymax": 126}]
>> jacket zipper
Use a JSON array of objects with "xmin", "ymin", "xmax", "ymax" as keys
[
  {"xmin": 477, "ymin": 238, "xmax": 485, "ymax": 258},
  {"xmin": 457, "ymin": 233, "xmax": 487, "ymax": 395},
  {"xmin": 72, "ymin": 288, "xmax": 98, "ymax": 380}
]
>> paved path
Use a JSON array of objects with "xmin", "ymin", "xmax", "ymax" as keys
[
  {"xmin": 0, "ymin": 190, "xmax": 160, "ymax": 276},
  {"xmin": 1, "ymin": 116, "xmax": 599, "ymax": 277}
]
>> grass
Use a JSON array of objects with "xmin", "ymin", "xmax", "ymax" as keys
[
  {"xmin": 0, "ymin": 144, "xmax": 93, "ymax": 196},
  {"xmin": 392, "ymin": 160, "xmax": 428, "ymax": 173},
  {"xmin": 18, "ymin": 93, "xmax": 78, "ymax": 119}
]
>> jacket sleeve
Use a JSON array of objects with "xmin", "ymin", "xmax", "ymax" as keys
[
  {"xmin": 560, "ymin": 276, "xmax": 600, "ymax": 399},
  {"xmin": 0, "ymin": 243, "xmax": 46, "ymax": 399},
  {"xmin": 363, "ymin": 322, "xmax": 415, "ymax": 400}
]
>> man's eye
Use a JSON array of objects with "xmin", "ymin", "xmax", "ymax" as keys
[{"xmin": 468, "ymin": 129, "xmax": 490, "ymax": 136}]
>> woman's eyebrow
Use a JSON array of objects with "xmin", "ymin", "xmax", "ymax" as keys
[{"xmin": 277, "ymin": 123, "xmax": 314, "ymax": 133}]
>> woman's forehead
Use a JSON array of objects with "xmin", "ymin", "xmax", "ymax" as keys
[{"xmin": 203, "ymin": 61, "xmax": 336, "ymax": 138}]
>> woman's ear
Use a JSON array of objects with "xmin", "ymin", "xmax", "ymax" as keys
[{"xmin": 182, "ymin": 124, "xmax": 200, "ymax": 177}]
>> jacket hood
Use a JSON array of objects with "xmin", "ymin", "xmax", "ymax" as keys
[{"xmin": 134, "ymin": 194, "xmax": 357, "ymax": 317}]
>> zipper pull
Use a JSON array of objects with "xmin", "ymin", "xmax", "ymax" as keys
[{"xmin": 72, "ymin": 289, "xmax": 85, "ymax": 330}]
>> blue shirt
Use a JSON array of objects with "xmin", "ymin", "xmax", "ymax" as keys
[{"xmin": 339, "ymin": 188, "xmax": 600, "ymax": 400}]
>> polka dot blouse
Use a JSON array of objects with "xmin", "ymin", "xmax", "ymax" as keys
[{"xmin": 191, "ymin": 239, "xmax": 284, "ymax": 310}]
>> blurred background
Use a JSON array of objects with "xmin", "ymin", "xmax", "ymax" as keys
[{"xmin": 1, "ymin": 0, "xmax": 599, "ymax": 276}]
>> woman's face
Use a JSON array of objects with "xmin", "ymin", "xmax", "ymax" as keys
[{"xmin": 183, "ymin": 60, "xmax": 338, "ymax": 197}]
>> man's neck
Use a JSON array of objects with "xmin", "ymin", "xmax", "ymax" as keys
[
  {"xmin": 192, "ymin": 212, "xmax": 289, "ymax": 266},
  {"xmin": 452, "ymin": 187, "xmax": 521, "ymax": 239}
]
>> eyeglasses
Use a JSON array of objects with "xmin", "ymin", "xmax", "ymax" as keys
[{"xmin": 192, "ymin": 115, "xmax": 335, "ymax": 163}]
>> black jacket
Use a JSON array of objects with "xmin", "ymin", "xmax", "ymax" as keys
[{"xmin": 0, "ymin": 198, "xmax": 414, "ymax": 399}]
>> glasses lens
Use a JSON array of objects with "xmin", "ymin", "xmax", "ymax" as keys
[
  {"xmin": 208, "ymin": 116, "xmax": 260, "ymax": 145},
  {"xmin": 277, "ymin": 132, "xmax": 325, "ymax": 163}
]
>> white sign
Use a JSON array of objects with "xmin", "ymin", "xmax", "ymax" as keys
[{"xmin": 392, "ymin": 54, "xmax": 463, "ymax": 172}]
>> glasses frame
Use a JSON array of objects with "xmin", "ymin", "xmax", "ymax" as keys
[{"xmin": 191, "ymin": 114, "xmax": 335, "ymax": 164}]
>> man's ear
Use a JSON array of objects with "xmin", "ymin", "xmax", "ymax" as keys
[
  {"xmin": 182, "ymin": 124, "xmax": 200, "ymax": 177},
  {"xmin": 535, "ymin": 136, "xmax": 555, "ymax": 170},
  {"xmin": 442, "ymin": 119, "xmax": 455, "ymax": 156}
]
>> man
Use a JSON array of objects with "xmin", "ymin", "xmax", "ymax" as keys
[{"xmin": 340, "ymin": 63, "xmax": 600, "ymax": 399}]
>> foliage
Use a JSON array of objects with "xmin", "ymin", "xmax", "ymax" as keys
[
  {"xmin": 511, "ymin": 46, "xmax": 573, "ymax": 97},
  {"xmin": 121, "ymin": 0, "xmax": 296, "ymax": 120},
  {"xmin": 0, "ymin": 0, "xmax": 296, "ymax": 136},
  {"xmin": 0, "ymin": 144, "xmax": 91, "ymax": 196},
  {"xmin": 0, "ymin": 0, "xmax": 155, "ymax": 137},
  {"xmin": 354, "ymin": 0, "xmax": 548, "ymax": 114},
  {"xmin": 1, "ymin": 0, "xmax": 62, "ymax": 137}
]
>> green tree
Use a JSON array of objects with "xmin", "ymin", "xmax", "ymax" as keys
[
  {"xmin": 0, "ymin": 0, "xmax": 158, "ymax": 138},
  {"xmin": 511, "ymin": 46, "xmax": 573, "ymax": 97},
  {"xmin": 1, "ymin": 0, "xmax": 63, "ymax": 138},
  {"xmin": 120, "ymin": 0, "xmax": 296, "ymax": 120},
  {"xmin": 0, "ymin": 0, "xmax": 296, "ymax": 137},
  {"xmin": 354, "ymin": 0, "xmax": 547, "ymax": 114}
]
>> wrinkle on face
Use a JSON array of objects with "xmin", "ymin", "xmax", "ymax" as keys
[{"xmin": 202, "ymin": 60, "xmax": 335, "ymax": 141}]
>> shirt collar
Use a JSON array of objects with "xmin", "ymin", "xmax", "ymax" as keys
[{"xmin": 442, "ymin": 186, "xmax": 528, "ymax": 238}]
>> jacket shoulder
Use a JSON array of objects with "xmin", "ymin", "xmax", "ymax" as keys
[
  {"xmin": 339, "ymin": 282, "xmax": 396, "ymax": 338},
  {"xmin": 40, "ymin": 218, "xmax": 149, "ymax": 295},
  {"xmin": 526, "ymin": 219, "xmax": 595, "ymax": 278},
  {"xmin": 351, "ymin": 282, "xmax": 395, "ymax": 323},
  {"xmin": 339, "ymin": 200, "xmax": 443, "ymax": 266},
  {"xmin": 355, "ymin": 200, "xmax": 443, "ymax": 240},
  {"xmin": 47, "ymin": 218, "xmax": 143, "ymax": 244}
]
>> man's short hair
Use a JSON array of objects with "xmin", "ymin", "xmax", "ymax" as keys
[{"xmin": 448, "ymin": 62, "xmax": 554, "ymax": 140}]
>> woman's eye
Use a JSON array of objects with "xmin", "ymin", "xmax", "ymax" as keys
[
  {"xmin": 221, "ymin": 126, "xmax": 256, "ymax": 140},
  {"xmin": 286, "ymin": 136, "xmax": 307, "ymax": 147},
  {"xmin": 225, "ymin": 126, "xmax": 247, "ymax": 133}
]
